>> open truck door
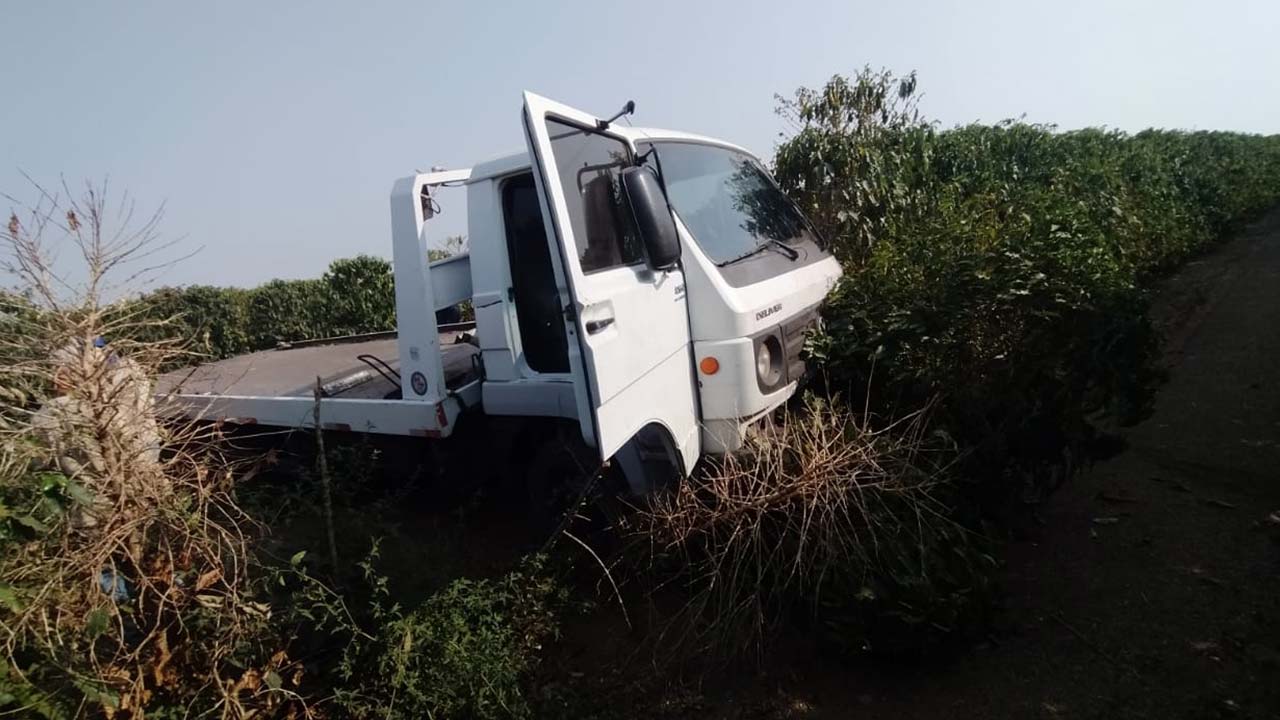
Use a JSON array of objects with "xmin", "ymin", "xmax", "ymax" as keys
[{"xmin": 521, "ymin": 91, "xmax": 700, "ymax": 475}]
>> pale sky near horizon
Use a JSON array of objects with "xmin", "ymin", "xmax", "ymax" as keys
[{"xmin": 3, "ymin": 0, "xmax": 1278, "ymax": 290}]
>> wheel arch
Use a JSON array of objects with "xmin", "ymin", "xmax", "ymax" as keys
[{"xmin": 612, "ymin": 420, "xmax": 686, "ymax": 495}]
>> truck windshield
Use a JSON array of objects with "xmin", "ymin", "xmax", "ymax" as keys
[{"xmin": 642, "ymin": 141, "xmax": 819, "ymax": 265}]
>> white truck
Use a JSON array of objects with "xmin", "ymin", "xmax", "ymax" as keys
[{"xmin": 162, "ymin": 93, "xmax": 842, "ymax": 493}]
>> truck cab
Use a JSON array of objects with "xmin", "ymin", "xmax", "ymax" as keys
[
  {"xmin": 428, "ymin": 93, "xmax": 839, "ymax": 475},
  {"xmin": 164, "ymin": 93, "xmax": 841, "ymax": 491}
]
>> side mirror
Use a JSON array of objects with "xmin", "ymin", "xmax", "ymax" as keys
[{"xmin": 621, "ymin": 166, "xmax": 681, "ymax": 271}]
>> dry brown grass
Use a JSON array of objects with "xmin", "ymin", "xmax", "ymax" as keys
[
  {"xmin": 0, "ymin": 180, "xmax": 301, "ymax": 718},
  {"xmin": 633, "ymin": 394, "xmax": 960, "ymax": 661}
]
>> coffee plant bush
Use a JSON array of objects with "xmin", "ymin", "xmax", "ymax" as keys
[
  {"xmin": 245, "ymin": 278, "xmax": 327, "ymax": 349},
  {"xmin": 777, "ymin": 68, "xmax": 1280, "ymax": 511},
  {"xmin": 320, "ymin": 255, "xmax": 398, "ymax": 338},
  {"xmin": 136, "ymin": 284, "xmax": 253, "ymax": 361},
  {"xmin": 136, "ymin": 241, "xmax": 474, "ymax": 366},
  {"xmin": 136, "ymin": 254, "xmax": 398, "ymax": 364}
]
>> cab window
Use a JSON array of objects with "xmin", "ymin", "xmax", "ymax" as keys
[{"xmin": 544, "ymin": 118, "xmax": 644, "ymax": 273}]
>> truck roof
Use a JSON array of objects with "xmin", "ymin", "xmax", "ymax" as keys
[{"xmin": 465, "ymin": 127, "xmax": 757, "ymax": 184}]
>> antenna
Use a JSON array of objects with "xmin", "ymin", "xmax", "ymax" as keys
[{"xmin": 597, "ymin": 100, "xmax": 636, "ymax": 130}]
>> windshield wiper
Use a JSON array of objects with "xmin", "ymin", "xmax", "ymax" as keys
[
  {"xmin": 768, "ymin": 238, "xmax": 800, "ymax": 261},
  {"xmin": 717, "ymin": 238, "xmax": 799, "ymax": 267}
]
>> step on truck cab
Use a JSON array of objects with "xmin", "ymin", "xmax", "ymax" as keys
[{"xmin": 162, "ymin": 92, "xmax": 842, "ymax": 491}]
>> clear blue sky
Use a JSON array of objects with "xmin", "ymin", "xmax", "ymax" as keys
[{"xmin": 3, "ymin": 0, "xmax": 1277, "ymax": 290}]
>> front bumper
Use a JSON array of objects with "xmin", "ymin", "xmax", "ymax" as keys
[
  {"xmin": 694, "ymin": 305, "xmax": 820, "ymax": 454},
  {"xmin": 699, "ymin": 384, "xmax": 796, "ymax": 453}
]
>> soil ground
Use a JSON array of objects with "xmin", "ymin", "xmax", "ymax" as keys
[{"xmin": 553, "ymin": 210, "xmax": 1280, "ymax": 719}]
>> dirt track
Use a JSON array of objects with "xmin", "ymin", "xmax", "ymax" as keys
[{"xmin": 779, "ymin": 209, "xmax": 1280, "ymax": 718}]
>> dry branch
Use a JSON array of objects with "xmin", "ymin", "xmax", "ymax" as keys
[{"xmin": 0, "ymin": 179, "xmax": 296, "ymax": 717}]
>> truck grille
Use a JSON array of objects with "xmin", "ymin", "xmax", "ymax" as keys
[{"xmin": 781, "ymin": 307, "xmax": 819, "ymax": 385}]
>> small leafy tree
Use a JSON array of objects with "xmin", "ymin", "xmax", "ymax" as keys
[
  {"xmin": 774, "ymin": 67, "xmax": 932, "ymax": 262},
  {"xmin": 320, "ymin": 255, "xmax": 396, "ymax": 337}
]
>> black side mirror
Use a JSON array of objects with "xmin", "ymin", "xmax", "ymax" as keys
[{"xmin": 620, "ymin": 166, "xmax": 681, "ymax": 271}]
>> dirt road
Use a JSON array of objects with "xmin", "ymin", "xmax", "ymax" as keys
[{"xmin": 780, "ymin": 209, "xmax": 1280, "ymax": 718}]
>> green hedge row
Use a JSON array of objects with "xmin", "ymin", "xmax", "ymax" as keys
[
  {"xmin": 775, "ymin": 70, "xmax": 1280, "ymax": 507},
  {"xmin": 137, "ymin": 254, "xmax": 397, "ymax": 361}
]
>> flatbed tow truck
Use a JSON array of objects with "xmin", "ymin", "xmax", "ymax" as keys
[{"xmin": 159, "ymin": 92, "xmax": 841, "ymax": 494}]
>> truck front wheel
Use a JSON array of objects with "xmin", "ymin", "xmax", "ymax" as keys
[{"xmin": 523, "ymin": 429, "xmax": 624, "ymax": 538}]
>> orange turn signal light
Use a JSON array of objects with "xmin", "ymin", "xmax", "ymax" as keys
[{"xmin": 699, "ymin": 356, "xmax": 720, "ymax": 375}]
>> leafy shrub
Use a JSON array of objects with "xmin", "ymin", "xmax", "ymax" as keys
[
  {"xmin": 778, "ymin": 69, "xmax": 1280, "ymax": 510},
  {"xmin": 136, "ymin": 284, "xmax": 253, "ymax": 360},
  {"xmin": 283, "ymin": 547, "xmax": 565, "ymax": 720},
  {"xmin": 138, "ymin": 253, "xmax": 398, "ymax": 364},
  {"xmin": 246, "ymin": 278, "xmax": 326, "ymax": 348},
  {"xmin": 626, "ymin": 70, "xmax": 1278, "ymax": 665},
  {"xmin": 320, "ymin": 255, "xmax": 397, "ymax": 337},
  {"xmin": 818, "ymin": 513, "xmax": 997, "ymax": 658}
]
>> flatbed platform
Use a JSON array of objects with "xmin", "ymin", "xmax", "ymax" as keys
[{"xmin": 159, "ymin": 330, "xmax": 479, "ymax": 401}]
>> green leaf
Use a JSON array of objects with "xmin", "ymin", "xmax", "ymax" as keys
[
  {"xmin": 70, "ymin": 675, "xmax": 118, "ymax": 710},
  {"xmin": 290, "ymin": 550, "xmax": 307, "ymax": 566},
  {"xmin": 264, "ymin": 670, "xmax": 283, "ymax": 690},
  {"xmin": 86, "ymin": 608, "xmax": 110, "ymax": 638},
  {"xmin": 40, "ymin": 494, "xmax": 65, "ymax": 515},
  {"xmin": 63, "ymin": 480, "xmax": 94, "ymax": 506},
  {"xmin": 36, "ymin": 471, "xmax": 67, "ymax": 493},
  {"xmin": 14, "ymin": 514, "xmax": 48, "ymax": 533},
  {"xmin": 0, "ymin": 582, "xmax": 20, "ymax": 613}
]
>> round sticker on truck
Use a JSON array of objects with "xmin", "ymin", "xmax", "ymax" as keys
[{"xmin": 410, "ymin": 371, "xmax": 428, "ymax": 396}]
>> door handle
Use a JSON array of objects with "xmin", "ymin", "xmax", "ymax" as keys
[{"xmin": 585, "ymin": 317, "xmax": 615, "ymax": 334}]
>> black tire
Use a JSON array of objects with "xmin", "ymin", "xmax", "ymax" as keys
[{"xmin": 525, "ymin": 437, "xmax": 591, "ymax": 531}]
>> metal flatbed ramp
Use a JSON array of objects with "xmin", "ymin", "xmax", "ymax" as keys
[
  {"xmin": 158, "ymin": 331, "xmax": 478, "ymax": 400},
  {"xmin": 156, "ymin": 331, "xmax": 481, "ymax": 438}
]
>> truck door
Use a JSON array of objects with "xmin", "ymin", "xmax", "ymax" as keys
[{"xmin": 521, "ymin": 91, "xmax": 699, "ymax": 474}]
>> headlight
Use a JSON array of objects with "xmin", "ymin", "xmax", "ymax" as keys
[{"xmin": 756, "ymin": 335, "xmax": 783, "ymax": 388}]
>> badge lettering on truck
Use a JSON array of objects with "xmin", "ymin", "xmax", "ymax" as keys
[{"xmin": 755, "ymin": 303, "xmax": 782, "ymax": 322}]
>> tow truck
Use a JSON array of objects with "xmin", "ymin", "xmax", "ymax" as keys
[{"xmin": 160, "ymin": 93, "xmax": 841, "ymax": 493}]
